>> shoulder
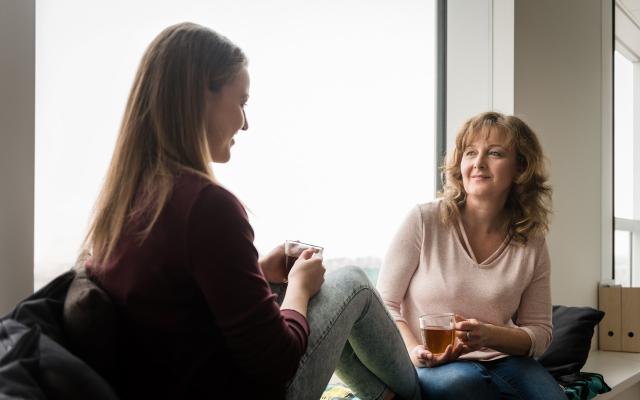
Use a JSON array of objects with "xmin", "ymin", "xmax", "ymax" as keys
[
  {"xmin": 173, "ymin": 171, "xmax": 246, "ymax": 221},
  {"xmin": 509, "ymin": 234, "xmax": 550, "ymax": 269},
  {"xmin": 415, "ymin": 199, "xmax": 444, "ymax": 227},
  {"xmin": 511, "ymin": 234, "xmax": 547, "ymax": 252}
]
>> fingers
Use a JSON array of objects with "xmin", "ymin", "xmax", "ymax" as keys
[
  {"xmin": 425, "ymin": 344, "xmax": 458, "ymax": 368},
  {"xmin": 416, "ymin": 348, "xmax": 430, "ymax": 361},
  {"xmin": 298, "ymin": 248, "xmax": 317, "ymax": 260},
  {"xmin": 411, "ymin": 346, "xmax": 429, "ymax": 367},
  {"xmin": 451, "ymin": 340, "xmax": 466, "ymax": 358}
]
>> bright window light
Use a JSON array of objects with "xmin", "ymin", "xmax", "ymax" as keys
[
  {"xmin": 614, "ymin": 50, "xmax": 634, "ymax": 220},
  {"xmin": 35, "ymin": 0, "xmax": 437, "ymax": 288}
]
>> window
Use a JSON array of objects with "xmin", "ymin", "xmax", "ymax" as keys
[
  {"xmin": 613, "ymin": 27, "xmax": 640, "ymax": 284},
  {"xmin": 35, "ymin": 1, "xmax": 439, "ymax": 288}
]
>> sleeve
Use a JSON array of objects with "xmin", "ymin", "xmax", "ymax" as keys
[
  {"xmin": 185, "ymin": 185, "xmax": 309, "ymax": 385},
  {"xmin": 515, "ymin": 238, "xmax": 553, "ymax": 357},
  {"xmin": 377, "ymin": 205, "xmax": 424, "ymax": 323}
]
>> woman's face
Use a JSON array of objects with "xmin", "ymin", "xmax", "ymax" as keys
[
  {"xmin": 459, "ymin": 129, "xmax": 519, "ymax": 202},
  {"xmin": 204, "ymin": 66, "xmax": 250, "ymax": 163}
]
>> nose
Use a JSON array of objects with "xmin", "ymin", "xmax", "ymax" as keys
[
  {"xmin": 473, "ymin": 154, "xmax": 486, "ymax": 169},
  {"xmin": 241, "ymin": 109, "xmax": 249, "ymax": 131}
]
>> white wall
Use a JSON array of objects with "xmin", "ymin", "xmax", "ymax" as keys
[
  {"xmin": 0, "ymin": 0, "xmax": 35, "ymax": 314},
  {"xmin": 513, "ymin": 0, "xmax": 608, "ymax": 307},
  {"xmin": 448, "ymin": 0, "xmax": 612, "ymax": 307}
]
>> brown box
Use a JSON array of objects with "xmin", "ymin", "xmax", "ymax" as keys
[
  {"xmin": 599, "ymin": 285, "xmax": 640, "ymax": 352},
  {"xmin": 621, "ymin": 287, "xmax": 640, "ymax": 352},
  {"xmin": 599, "ymin": 285, "xmax": 622, "ymax": 351}
]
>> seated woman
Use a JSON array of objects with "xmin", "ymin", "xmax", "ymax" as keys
[
  {"xmin": 83, "ymin": 22, "xmax": 420, "ymax": 400},
  {"xmin": 377, "ymin": 111, "xmax": 565, "ymax": 400}
]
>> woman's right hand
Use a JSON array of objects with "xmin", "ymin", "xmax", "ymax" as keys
[
  {"xmin": 411, "ymin": 340, "xmax": 465, "ymax": 368},
  {"xmin": 287, "ymin": 248, "xmax": 325, "ymax": 299}
]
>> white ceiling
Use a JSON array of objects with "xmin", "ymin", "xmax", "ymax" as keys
[{"xmin": 619, "ymin": 0, "xmax": 640, "ymax": 25}]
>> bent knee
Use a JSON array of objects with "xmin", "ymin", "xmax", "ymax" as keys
[{"xmin": 329, "ymin": 265, "xmax": 372, "ymax": 288}]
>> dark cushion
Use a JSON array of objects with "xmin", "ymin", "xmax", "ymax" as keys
[
  {"xmin": 0, "ymin": 318, "xmax": 118, "ymax": 400},
  {"xmin": 63, "ymin": 266, "xmax": 118, "ymax": 383},
  {"xmin": 0, "ymin": 323, "xmax": 47, "ymax": 399},
  {"xmin": 537, "ymin": 305, "xmax": 605, "ymax": 379},
  {"xmin": 5, "ymin": 270, "xmax": 76, "ymax": 345}
]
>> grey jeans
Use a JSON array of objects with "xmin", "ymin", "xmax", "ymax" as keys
[{"xmin": 271, "ymin": 266, "xmax": 421, "ymax": 400}]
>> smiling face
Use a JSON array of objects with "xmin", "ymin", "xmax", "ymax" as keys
[
  {"xmin": 460, "ymin": 128, "xmax": 519, "ymax": 202},
  {"xmin": 204, "ymin": 66, "xmax": 250, "ymax": 163}
]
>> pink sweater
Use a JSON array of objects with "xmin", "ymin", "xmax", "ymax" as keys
[{"xmin": 377, "ymin": 201, "xmax": 552, "ymax": 360}]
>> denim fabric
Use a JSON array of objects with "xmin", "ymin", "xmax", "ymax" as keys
[
  {"xmin": 272, "ymin": 266, "xmax": 421, "ymax": 400},
  {"xmin": 416, "ymin": 356, "xmax": 566, "ymax": 400}
]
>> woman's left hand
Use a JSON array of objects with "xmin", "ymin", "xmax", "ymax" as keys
[
  {"xmin": 258, "ymin": 243, "xmax": 287, "ymax": 283},
  {"xmin": 455, "ymin": 316, "xmax": 496, "ymax": 351}
]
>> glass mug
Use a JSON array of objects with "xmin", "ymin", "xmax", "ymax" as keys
[
  {"xmin": 419, "ymin": 313, "xmax": 455, "ymax": 355},
  {"xmin": 283, "ymin": 240, "xmax": 324, "ymax": 282}
]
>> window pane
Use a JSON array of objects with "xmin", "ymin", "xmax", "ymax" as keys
[
  {"xmin": 615, "ymin": 230, "xmax": 631, "ymax": 286},
  {"xmin": 614, "ymin": 50, "xmax": 634, "ymax": 220},
  {"xmin": 35, "ymin": 1, "xmax": 437, "ymax": 288}
]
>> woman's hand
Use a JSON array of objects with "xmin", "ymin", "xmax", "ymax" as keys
[
  {"xmin": 258, "ymin": 244, "xmax": 287, "ymax": 283},
  {"xmin": 455, "ymin": 316, "xmax": 496, "ymax": 351},
  {"xmin": 287, "ymin": 248, "xmax": 325, "ymax": 299},
  {"xmin": 411, "ymin": 340, "xmax": 465, "ymax": 368}
]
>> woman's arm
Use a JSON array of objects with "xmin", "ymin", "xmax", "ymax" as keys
[
  {"xmin": 377, "ymin": 206, "xmax": 423, "ymax": 323},
  {"xmin": 187, "ymin": 185, "xmax": 311, "ymax": 385},
  {"xmin": 379, "ymin": 206, "xmax": 466, "ymax": 366},
  {"xmin": 456, "ymin": 319, "xmax": 532, "ymax": 356},
  {"xmin": 396, "ymin": 320, "xmax": 429, "ymax": 367},
  {"xmin": 280, "ymin": 249, "xmax": 325, "ymax": 318},
  {"xmin": 513, "ymin": 239, "xmax": 553, "ymax": 357}
]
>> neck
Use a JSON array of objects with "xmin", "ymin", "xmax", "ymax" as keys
[{"xmin": 461, "ymin": 196, "xmax": 508, "ymax": 235}]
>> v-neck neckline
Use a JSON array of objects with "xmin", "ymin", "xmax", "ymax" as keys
[{"xmin": 455, "ymin": 218, "xmax": 512, "ymax": 267}]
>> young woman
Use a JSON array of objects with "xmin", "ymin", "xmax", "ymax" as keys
[
  {"xmin": 377, "ymin": 112, "xmax": 565, "ymax": 399},
  {"xmin": 84, "ymin": 22, "xmax": 420, "ymax": 400}
]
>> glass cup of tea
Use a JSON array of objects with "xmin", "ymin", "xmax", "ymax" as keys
[
  {"xmin": 419, "ymin": 313, "xmax": 455, "ymax": 356},
  {"xmin": 284, "ymin": 240, "xmax": 324, "ymax": 276}
]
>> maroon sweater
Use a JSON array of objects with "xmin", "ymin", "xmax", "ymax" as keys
[{"xmin": 89, "ymin": 172, "xmax": 309, "ymax": 399}]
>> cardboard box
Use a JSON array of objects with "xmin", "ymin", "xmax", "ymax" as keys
[
  {"xmin": 599, "ymin": 285, "xmax": 622, "ymax": 351},
  {"xmin": 599, "ymin": 285, "xmax": 640, "ymax": 352},
  {"xmin": 621, "ymin": 288, "xmax": 640, "ymax": 352}
]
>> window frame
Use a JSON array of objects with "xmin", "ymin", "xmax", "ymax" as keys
[{"xmin": 611, "ymin": 0, "xmax": 640, "ymax": 285}]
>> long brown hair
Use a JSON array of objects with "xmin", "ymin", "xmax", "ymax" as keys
[
  {"xmin": 84, "ymin": 22, "xmax": 247, "ymax": 267},
  {"xmin": 439, "ymin": 111, "xmax": 552, "ymax": 244}
]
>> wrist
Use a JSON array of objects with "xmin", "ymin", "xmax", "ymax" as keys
[
  {"xmin": 283, "ymin": 282, "xmax": 310, "ymax": 302},
  {"xmin": 484, "ymin": 324, "xmax": 499, "ymax": 348}
]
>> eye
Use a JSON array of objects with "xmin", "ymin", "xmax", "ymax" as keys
[
  {"xmin": 489, "ymin": 150, "xmax": 504, "ymax": 157},
  {"xmin": 464, "ymin": 150, "xmax": 477, "ymax": 157}
]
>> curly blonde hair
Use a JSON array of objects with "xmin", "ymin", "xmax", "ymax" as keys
[{"xmin": 439, "ymin": 111, "xmax": 552, "ymax": 244}]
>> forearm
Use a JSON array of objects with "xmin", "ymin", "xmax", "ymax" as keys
[
  {"xmin": 280, "ymin": 285, "xmax": 310, "ymax": 318},
  {"xmin": 486, "ymin": 324, "xmax": 532, "ymax": 356},
  {"xmin": 396, "ymin": 320, "xmax": 420, "ymax": 353}
]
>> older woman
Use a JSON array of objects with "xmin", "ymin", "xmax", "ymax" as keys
[{"xmin": 378, "ymin": 112, "xmax": 565, "ymax": 399}]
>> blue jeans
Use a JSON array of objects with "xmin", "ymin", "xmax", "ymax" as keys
[
  {"xmin": 416, "ymin": 356, "xmax": 566, "ymax": 400},
  {"xmin": 271, "ymin": 266, "xmax": 421, "ymax": 400}
]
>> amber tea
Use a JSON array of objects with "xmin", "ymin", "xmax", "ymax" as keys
[
  {"xmin": 419, "ymin": 313, "xmax": 455, "ymax": 355},
  {"xmin": 420, "ymin": 327, "xmax": 455, "ymax": 355}
]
